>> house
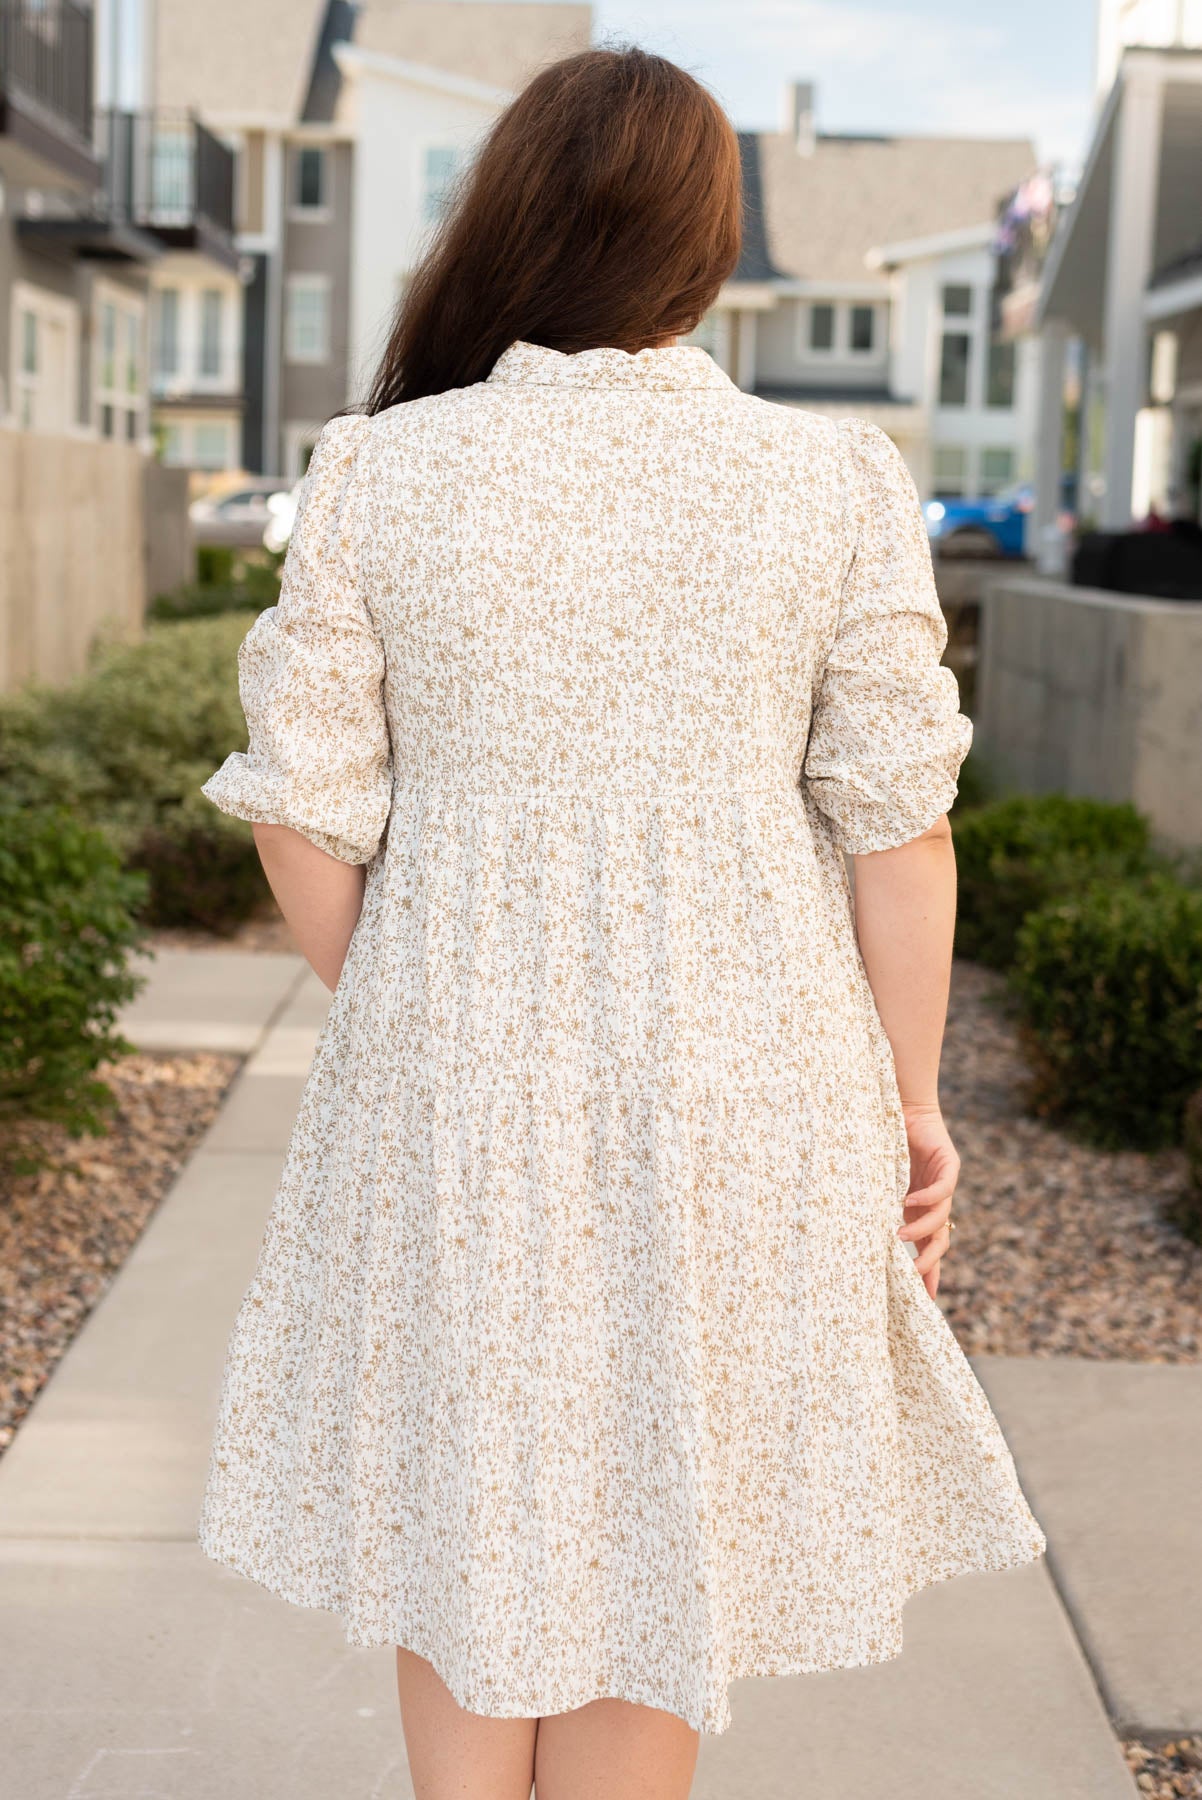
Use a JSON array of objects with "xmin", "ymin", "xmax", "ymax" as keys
[
  {"xmin": 1030, "ymin": 3, "xmax": 1202, "ymax": 555},
  {"xmin": 0, "ymin": 0, "xmax": 151, "ymax": 442},
  {"xmin": 152, "ymin": 0, "xmax": 590, "ymax": 477},
  {"xmin": 0, "ymin": 0, "xmax": 238, "ymax": 458},
  {"xmin": 706, "ymin": 83, "xmax": 1039, "ymax": 502}
]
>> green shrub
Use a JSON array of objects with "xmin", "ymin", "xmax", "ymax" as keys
[
  {"xmin": 149, "ymin": 548, "xmax": 282, "ymax": 622},
  {"xmin": 1010, "ymin": 874, "xmax": 1202, "ymax": 1151},
  {"xmin": 949, "ymin": 750, "xmax": 995, "ymax": 817},
  {"xmin": 0, "ymin": 616, "xmax": 266, "ymax": 934},
  {"xmin": 0, "ymin": 805, "xmax": 148, "ymax": 1148},
  {"xmin": 954, "ymin": 793, "xmax": 1159, "ymax": 969}
]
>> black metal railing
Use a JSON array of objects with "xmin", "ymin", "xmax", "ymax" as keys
[
  {"xmin": 98, "ymin": 107, "xmax": 235, "ymax": 237},
  {"xmin": 0, "ymin": 0, "xmax": 94, "ymax": 144}
]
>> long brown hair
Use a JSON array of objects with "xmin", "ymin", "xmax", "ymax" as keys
[{"xmin": 364, "ymin": 46, "xmax": 743, "ymax": 410}]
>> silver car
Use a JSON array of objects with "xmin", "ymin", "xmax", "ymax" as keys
[{"xmin": 189, "ymin": 478, "xmax": 295, "ymax": 549}]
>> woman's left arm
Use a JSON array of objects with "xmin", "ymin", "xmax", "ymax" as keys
[{"xmin": 253, "ymin": 822, "xmax": 366, "ymax": 993}]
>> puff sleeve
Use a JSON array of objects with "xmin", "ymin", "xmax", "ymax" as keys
[
  {"xmin": 201, "ymin": 413, "xmax": 392, "ymax": 865},
  {"xmin": 802, "ymin": 417, "xmax": 973, "ymax": 854}
]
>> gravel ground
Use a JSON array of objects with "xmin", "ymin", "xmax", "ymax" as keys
[
  {"xmin": 150, "ymin": 905, "xmax": 297, "ymax": 955},
  {"xmin": 3, "ymin": 951, "xmax": 1195, "ymax": 1474},
  {"xmin": 936, "ymin": 959, "xmax": 1199, "ymax": 1360},
  {"xmin": 0, "ymin": 1053, "xmax": 240, "ymax": 1457},
  {"xmin": 1123, "ymin": 1737, "xmax": 1202, "ymax": 1798}
]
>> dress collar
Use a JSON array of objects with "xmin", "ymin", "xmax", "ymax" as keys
[{"xmin": 485, "ymin": 337, "xmax": 737, "ymax": 392}]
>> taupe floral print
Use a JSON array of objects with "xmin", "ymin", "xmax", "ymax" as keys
[{"xmin": 199, "ymin": 338, "xmax": 1046, "ymax": 1735}]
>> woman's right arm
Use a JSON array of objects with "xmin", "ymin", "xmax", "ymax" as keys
[
  {"xmin": 849, "ymin": 814, "xmax": 960, "ymax": 1299},
  {"xmin": 802, "ymin": 418, "xmax": 975, "ymax": 1302}
]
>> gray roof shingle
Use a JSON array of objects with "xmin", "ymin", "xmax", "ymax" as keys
[{"xmin": 742, "ymin": 130, "xmax": 1037, "ymax": 285}]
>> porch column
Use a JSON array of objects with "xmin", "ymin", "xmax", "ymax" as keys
[
  {"xmin": 1032, "ymin": 319, "xmax": 1070, "ymax": 573},
  {"xmin": 1100, "ymin": 65, "xmax": 1163, "ymax": 528}
]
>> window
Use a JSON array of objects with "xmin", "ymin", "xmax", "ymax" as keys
[
  {"xmin": 849, "ymin": 305, "xmax": 875, "ymax": 353},
  {"xmin": 199, "ymin": 288, "xmax": 223, "ymax": 378},
  {"xmin": 93, "ymin": 284, "xmax": 144, "ymax": 442},
  {"xmin": 293, "ymin": 145, "xmax": 327, "ymax": 213},
  {"xmin": 932, "ymin": 445, "xmax": 968, "ymax": 499},
  {"xmin": 99, "ymin": 301, "xmax": 117, "ymax": 394},
  {"xmin": 193, "ymin": 421, "xmax": 231, "ymax": 468},
  {"xmin": 980, "ymin": 447, "xmax": 1015, "ymax": 493},
  {"xmin": 942, "ymin": 284, "xmax": 973, "ymax": 316},
  {"xmin": 124, "ymin": 311, "xmax": 139, "ymax": 396},
  {"xmin": 285, "ymin": 276, "xmax": 330, "ymax": 363},
  {"xmin": 986, "ymin": 337, "xmax": 1016, "ymax": 409},
  {"xmin": 18, "ymin": 308, "xmax": 37, "ymax": 429},
  {"xmin": 154, "ymin": 288, "xmax": 179, "ymax": 380},
  {"xmin": 808, "ymin": 302, "xmax": 835, "ymax": 352},
  {"xmin": 158, "ymin": 421, "xmax": 185, "ymax": 464},
  {"xmin": 423, "ymin": 145, "xmax": 461, "ymax": 223},
  {"xmin": 12, "ymin": 283, "xmax": 79, "ymax": 433},
  {"xmin": 939, "ymin": 332, "xmax": 971, "ymax": 407}
]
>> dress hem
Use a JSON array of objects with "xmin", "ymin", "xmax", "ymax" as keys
[{"xmin": 196, "ymin": 1522, "xmax": 1048, "ymax": 1736}]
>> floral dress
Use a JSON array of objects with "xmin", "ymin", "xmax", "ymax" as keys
[{"xmin": 199, "ymin": 337, "xmax": 1046, "ymax": 1734}]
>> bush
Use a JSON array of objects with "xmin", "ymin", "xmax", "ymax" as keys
[
  {"xmin": 0, "ymin": 805, "xmax": 148, "ymax": 1148},
  {"xmin": 954, "ymin": 793, "xmax": 1159, "ymax": 969},
  {"xmin": 0, "ymin": 616, "xmax": 266, "ymax": 934},
  {"xmin": 949, "ymin": 749, "xmax": 996, "ymax": 817},
  {"xmin": 149, "ymin": 548, "xmax": 281, "ymax": 623},
  {"xmin": 1010, "ymin": 874, "xmax": 1202, "ymax": 1151}
]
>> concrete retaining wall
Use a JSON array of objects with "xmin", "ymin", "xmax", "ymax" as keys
[
  {"xmin": 142, "ymin": 459, "xmax": 193, "ymax": 605},
  {"xmin": 975, "ymin": 575, "xmax": 1202, "ymax": 848},
  {"xmin": 0, "ymin": 431, "xmax": 188, "ymax": 693},
  {"xmin": 0, "ymin": 431, "xmax": 144, "ymax": 691}
]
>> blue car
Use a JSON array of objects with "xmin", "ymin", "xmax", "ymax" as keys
[{"xmin": 923, "ymin": 483, "xmax": 1033, "ymax": 558}]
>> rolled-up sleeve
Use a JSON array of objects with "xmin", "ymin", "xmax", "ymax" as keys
[
  {"xmin": 201, "ymin": 413, "xmax": 393, "ymax": 865},
  {"xmin": 802, "ymin": 417, "xmax": 973, "ymax": 855}
]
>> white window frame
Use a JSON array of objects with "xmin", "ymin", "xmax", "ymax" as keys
[
  {"xmin": 285, "ymin": 274, "xmax": 331, "ymax": 365},
  {"xmin": 92, "ymin": 278, "xmax": 147, "ymax": 445},
  {"xmin": 9, "ymin": 281, "xmax": 81, "ymax": 434}
]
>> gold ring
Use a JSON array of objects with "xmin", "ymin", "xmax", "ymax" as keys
[{"xmin": 948, "ymin": 1219, "xmax": 957, "ymax": 1233}]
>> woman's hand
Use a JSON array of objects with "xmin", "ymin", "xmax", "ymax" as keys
[{"xmin": 897, "ymin": 1101, "xmax": 960, "ymax": 1300}]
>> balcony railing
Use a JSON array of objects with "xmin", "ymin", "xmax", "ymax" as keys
[
  {"xmin": 0, "ymin": 0, "xmax": 93, "ymax": 145},
  {"xmin": 98, "ymin": 108, "xmax": 236, "ymax": 240}
]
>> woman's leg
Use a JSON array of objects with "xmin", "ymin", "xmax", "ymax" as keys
[
  {"xmin": 395, "ymin": 1648, "xmax": 538, "ymax": 1800},
  {"xmin": 533, "ymin": 1696, "xmax": 700, "ymax": 1800}
]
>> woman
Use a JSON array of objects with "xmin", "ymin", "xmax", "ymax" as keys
[{"xmin": 199, "ymin": 44, "xmax": 1046, "ymax": 1800}]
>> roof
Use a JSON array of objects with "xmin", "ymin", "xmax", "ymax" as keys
[
  {"xmin": 154, "ymin": 1, "xmax": 591, "ymax": 129},
  {"xmin": 746, "ymin": 130, "xmax": 1037, "ymax": 285},
  {"xmin": 154, "ymin": 0, "xmax": 327, "ymax": 124},
  {"xmin": 352, "ymin": 2, "xmax": 592, "ymax": 94},
  {"xmin": 1151, "ymin": 242, "xmax": 1202, "ymax": 289}
]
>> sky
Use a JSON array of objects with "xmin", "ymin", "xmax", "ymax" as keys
[{"xmin": 593, "ymin": 0, "xmax": 1103, "ymax": 171}]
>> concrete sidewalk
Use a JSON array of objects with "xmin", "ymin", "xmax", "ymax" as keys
[{"xmin": 2, "ymin": 951, "xmax": 1189, "ymax": 1797}]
